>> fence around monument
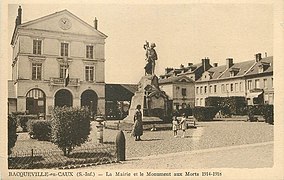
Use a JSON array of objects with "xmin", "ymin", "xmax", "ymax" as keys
[{"xmin": 8, "ymin": 143, "xmax": 117, "ymax": 169}]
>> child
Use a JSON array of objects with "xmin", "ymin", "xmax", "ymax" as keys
[
  {"xmin": 179, "ymin": 113, "xmax": 187, "ymax": 138},
  {"xmin": 172, "ymin": 116, "xmax": 179, "ymax": 137}
]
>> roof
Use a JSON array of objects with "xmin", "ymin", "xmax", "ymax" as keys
[
  {"xmin": 245, "ymin": 56, "xmax": 273, "ymax": 76},
  {"xmin": 219, "ymin": 60, "xmax": 256, "ymax": 79},
  {"xmin": 120, "ymin": 84, "xmax": 138, "ymax": 94},
  {"xmin": 105, "ymin": 84, "xmax": 138, "ymax": 101},
  {"xmin": 11, "ymin": 9, "xmax": 107, "ymax": 45},
  {"xmin": 207, "ymin": 65, "xmax": 227, "ymax": 80},
  {"xmin": 162, "ymin": 63, "xmax": 203, "ymax": 78},
  {"xmin": 159, "ymin": 75, "xmax": 194, "ymax": 84}
]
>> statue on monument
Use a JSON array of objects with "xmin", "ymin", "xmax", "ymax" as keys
[{"xmin": 144, "ymin": 41, "xmax": 158, "ymax": 75}]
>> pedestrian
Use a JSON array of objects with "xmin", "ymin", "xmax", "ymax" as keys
[
  {"xmin": 172, "ymin": 116, "xmax": 179, "ymax": 137},
  {"xmin": 179, "ymin": 113, "xmax": 187, "ymax": 138},
  {"xmin": 131, "ymin": 104, "xmax": 143, "ymax": 141}
]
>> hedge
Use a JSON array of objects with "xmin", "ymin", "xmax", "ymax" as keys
[
  {"xmin": 17, "ymin": 115, "xmax": 38, "ymax": 132},
  {"xmin": 193, "ymin": 106, "xmax": 219, "ymax": 121},
  {"xmin": 205, "ymin": 96, "xmax": 247, "ymax": 117},
  {"xmin": 262, "ymin": 105, "xmax": 274, "ymax": 125},
  {"xmin": 51, "ymin": 106, "xmax": 91, "ymax": 156},
  {"xmin": 247, "ymin": 105, "xmax": 274, "ymax": 124},
  {"xmin": 28, "ymin": 120, "xmax": 52, "ymax": 141},
  {"xmin": 8, "ymin": 115, "xmax": 18, "ymax": 155}
]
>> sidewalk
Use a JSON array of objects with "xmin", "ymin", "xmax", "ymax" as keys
[{"xmin": 87, "ymin": 141, "xmax": 273, "ymax": 169}]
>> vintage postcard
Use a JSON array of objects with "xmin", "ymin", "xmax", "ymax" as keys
[{"xmin": 1, "ymin": 0, "xmax": 283, "ymax": 179}]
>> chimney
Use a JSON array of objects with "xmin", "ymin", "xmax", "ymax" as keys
[
  {"xmin": 255, "ymin": 53, "xmax": 262, "ymax": 62},
  {"xmin": 226, "ymin": 58, "xmax": 233, "ymax": 69},
  {"xmin": 188, "ymin": 63, "xmax": 193, "ymax": 66},
  {"xmin": 202, "ymin": 57, "xmax": 210, "ymax": 71},
  {"xmin": 213, "ymin": 63, "xmax": 218, "ymax": 67},
  {"xmin": 94, "ymin": 17, "xmax": 98, "ymax": 30},
  {"xmin": 180, "ymin": 64, "xmax": 184, "ymax": 69},
  {"xmin": 265, "ymin": 52, "xmax": 267, "ymax": 57},
  {"xmin": 18, "ymin": 6, "xmax": 22, "ymax": 25}
]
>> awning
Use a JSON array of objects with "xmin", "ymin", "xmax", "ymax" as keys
[{"xmin": 248, "ymin": 91, "xmax": 263, "ymax": 98}]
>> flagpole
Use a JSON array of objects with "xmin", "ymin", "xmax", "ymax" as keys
[{"xmin": 64, "ymin": 56, "xmax": 69, "ymax": 87}]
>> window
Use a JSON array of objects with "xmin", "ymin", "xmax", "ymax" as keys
[
  {"xmin": 226, "ymin": 84, "xmax": 229, "ymax": 92},
  {"xmin": 60, "ymin": 65, "xmax": 68, "ymax": 78},
  {"xmin": 32, "ymin": 63, "xmax": 42, "ymax": 80},
  {"xmin": 204, "ymin": 86, "xmax": 207, "ymax": 94},
  {"xmin": 60, "ymin": 42, "xmax": 69, "ymax": 56},
  {"xmin": 240, "ymin": 82, "xmax": 243, "ymax": 92},
  {"xmin": 200, "ymin": 87, "xmax": 203, "ymax": 94},
  {"xmin": 209, "ymin": 85, "xmax": 212, "ymax": 94},
  {"xmin": 33, "ymin": 40, "xmax": 42, "ymax": 55},
  {"xmin": 200, "ymin": 98, "xmax": 203, "ymax": 106},
  {"xmin": 196, "ymin": 87, "xmax": 199, "ymax": 94},
  {"xmin": 85, "ymin": 66, "xmax": 94, "ymax": 81},
  {"xmin": 268, "ymin": 94, "xmax": 274, "ymax": 104},
  {"xmin": 181, "ymin": 88, "xmax": 187, "ymax": 96},
  {"xmin": 235, "ymin": 83, "xmax": 239, "ymax": 92},
  {"xmin": 263, "ymin": 79, "xmax": 267, "ymax": 89},
  {"xmin": 214, "ymin": 85, "xmax": 217, "ymax": 93},
  {"xmin": 255, "ymin": 79, "xmax": 260, "ymax": 88},
  {"xmin": 221, "ymin": 84, "xmax": 225, "ymax": 92},
  {"xmin": 248, "ymin": 80, "xmax": 252, "ymax": 90},
  {"xmin": 271, "ymin": 78, "xmax": 273, "ymax": 88},
  {"xmin": 230, "ymin": 83, "xmax": 234, "ymax": 92},
  {"xmin": 196, "ymin": 98, "xmax": 199, "ymax": 106},
  {"xmin": 258, "ymin": 67, "xmax": 264, "ymax": 73},
  {"xmin": 264, "ymin": 94, "xmax": 269, "ymax": 104},
  {"xmin": 86, "ymin": 45, "xmax": 94, "ymax": 59}
]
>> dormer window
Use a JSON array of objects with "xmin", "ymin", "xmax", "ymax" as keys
[
  {"xmin": 258, "ymin": 62, "xmax": 270, "ymax": 73},
  {"xmin": 229, "ymin": 68, "xmax": 240, "ymax": 77}
]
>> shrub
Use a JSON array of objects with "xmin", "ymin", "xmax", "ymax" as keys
[
  {"xmin": 28, "ymin": 120, "xmax": 51, "ymax": 141},
  {"xmin": 193, "ymin": 106, "xmax": 219, "ymax": 121},
  {"xmin": 262, "ymin": 105, "xmax": 274, "ymax": 125},
  {"xmin": 11, "ymin": 111, "xmax": 26, "ymax": 116},
  {"xmin": 247, "ymin": 105, "xmax": 273, "ymax": 123},
  {"xmin": 8, "ymin": 115, "xmax": 18, "ymax": 155},
  {"xmin": 17, "ymin": 115, "xmax": 38, "ymax": 132},
  {"xmin": 51, "ymin": 106, "xmax": 91, "ymax": 156},
  {"xmin": 205, "ymin": 96, "xmax": 247, "ymax": 117}
]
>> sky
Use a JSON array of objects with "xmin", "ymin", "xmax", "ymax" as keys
[{"xmin": 7, "ymin": 3, "xmax": 273, "ymax": 83}]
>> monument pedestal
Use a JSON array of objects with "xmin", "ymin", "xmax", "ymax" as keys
[{"xmin": 123, "ymin": 75, "xmax": 168, "ymax": 123}]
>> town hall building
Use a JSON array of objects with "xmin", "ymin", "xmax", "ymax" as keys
[{"xmin": 8, "ymin": 7, "xmax": 107, "ymax": 118}]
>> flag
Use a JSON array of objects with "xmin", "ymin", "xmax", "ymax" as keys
[{"xmin": 64, "ymin": 65, "xmax": 69, "ymax": 87}]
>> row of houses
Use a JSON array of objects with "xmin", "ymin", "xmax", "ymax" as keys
[{"xmin": 159, "ymin": 53, "xmax": 273, "ymax": 111}]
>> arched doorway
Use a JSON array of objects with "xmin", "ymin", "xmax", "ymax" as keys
[
  {"xmin": 26, "ymin": 88, "xmax": 46, "ymax": 115},
  {"xmin": 55, "ymin": 89, "xmax": 73, "ymax": 107},
  {"xmin": 81, "ymin": 90, "xmax": 98, "ymax": 115}
]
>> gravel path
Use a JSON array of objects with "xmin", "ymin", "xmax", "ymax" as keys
[
  {"xmin": 13, "ymin": 121, "xmax": 273, "ymax": 159},
  {"xmin": 103, "ymin": 121, "xmax": 273, "ymax": 158}
]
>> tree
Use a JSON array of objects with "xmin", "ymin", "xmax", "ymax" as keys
[
  {"xmin": 8, "ymin": 115, "xmax": 18, "ymax": 155},
  {"xmin": 51, "ymin": 106, "xmax": 91, "ymax": 156}
]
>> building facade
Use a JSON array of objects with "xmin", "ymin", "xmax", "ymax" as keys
[
  {"xmin": 195, "ymin": 53, "xmax": 273, "ymax": 106},
  {"xmin": 244, "ymin": 55, "xmax": 273, "ymax": 105},
  {"xmin": 8, "ymin": 7, "xmax": 107, "ymax": 118},
  {"xmin": 159, "ymin": 58, "xmax": 211, "ymax": 110}
]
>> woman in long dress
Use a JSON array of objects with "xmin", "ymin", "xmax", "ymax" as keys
[{"xmin": 131, "ymin": 105, "xmax": 143, "ymax": 141}]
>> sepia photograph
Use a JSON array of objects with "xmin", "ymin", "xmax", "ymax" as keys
[{"xmin": 1, "ymin": 0, "xmax": 283, "ymax": 179}]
